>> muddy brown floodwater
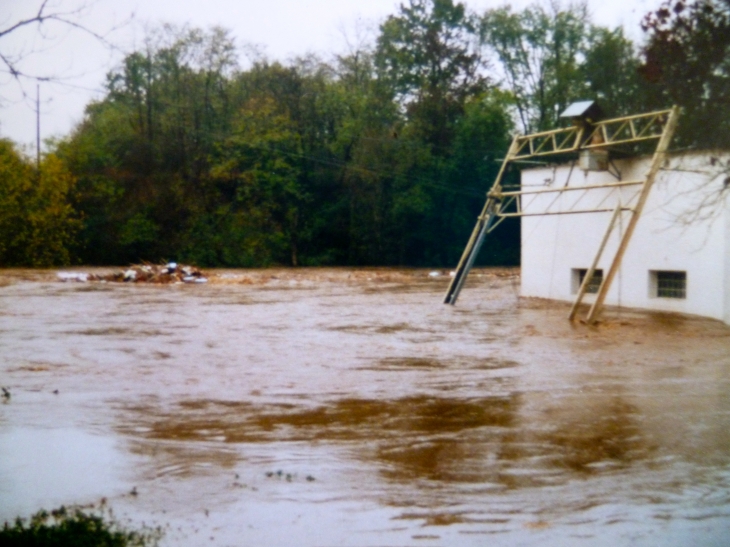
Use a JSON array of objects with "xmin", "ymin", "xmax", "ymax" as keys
[{"xmin": 1, "ymin": 267, "xmax": 730, "ymax": 546}]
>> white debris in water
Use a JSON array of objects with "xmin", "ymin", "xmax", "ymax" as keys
[
  {"xmin": 449, "ymin": 271, "xmax": 456, "ymax": 277},
  {"xmin": 183, "ymin": 276, "xmax": 208, "ymax": 283},
  {"xmin": 57, "ymin": 272, "xmax": 89, "ymax": 282},
  {"xmin": 429, "ymin": 271, "xmax": 441, "ymax": 277},
  {"xmin": 67, "ymin": 262, "xmax": 208, "ymax": 283}
]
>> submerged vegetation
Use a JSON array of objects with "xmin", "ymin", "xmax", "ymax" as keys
[
  {"xmin": 1, "ymin": 0, "xmax": 727, "ymax": 268},
  {"xmin": 0, "ymin": 506, "xmax": 161, "ymax": 546}
]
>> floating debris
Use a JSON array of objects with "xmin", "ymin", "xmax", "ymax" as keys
[
  {"xmin": 56, "ymin": 272, "xmax": 89, "ymax": 282},
  {"xmin": 58, "ymin": 262, "xmax": 208, "ymax": 284}
]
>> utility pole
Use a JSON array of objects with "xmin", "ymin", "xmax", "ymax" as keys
[{"xmin": 36, "ymin": 83, "xmax": 41, "ymax": 170}]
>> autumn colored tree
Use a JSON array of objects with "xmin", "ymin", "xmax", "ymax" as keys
[
  {"xmin": 0, "ymin": 140, "xmax": 80, "ymax": 266},
  {"xmin": 641, "ymin": 0, "xmax": 730, "ymax": 148}
]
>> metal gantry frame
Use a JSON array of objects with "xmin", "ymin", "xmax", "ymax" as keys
[{"xmin": 443, "ymin": 106, "xmax": 680, "ymax": 324}]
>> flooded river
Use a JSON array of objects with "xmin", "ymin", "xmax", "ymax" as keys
[{"xmin": 1, "ymin": 268, "xmax": 730, "ymax": 546}]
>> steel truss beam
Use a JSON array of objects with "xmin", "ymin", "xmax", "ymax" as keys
[
  {"xmin": 444, "ymin": 106, "xmax": 680, "ymax": 324},
  {"xmin": 510, "ymin": 108, "xmax": 673, "ymax": 160}
]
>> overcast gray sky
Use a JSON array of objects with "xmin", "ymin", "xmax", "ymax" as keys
[{"xmin": 1, "ymin": 0, "xmax": 658, "ymax": 148}]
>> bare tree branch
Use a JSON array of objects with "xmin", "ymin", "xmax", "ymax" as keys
[
  {"xmin": 658, "ymin": 154, "xmax": 730, "ymax": 227},
  {"xmin": 0, "ymin": 0, "xmax": 129, "ymax": 90}
]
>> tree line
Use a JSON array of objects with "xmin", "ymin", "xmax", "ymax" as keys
[{"xmin": 1, "ymin": 0, "xmax": 727, "ymax": 268}]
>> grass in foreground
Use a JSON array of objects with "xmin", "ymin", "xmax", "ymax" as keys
[{"xmin": 0, "ymin": 505, "xmax": 161, "ymax": 546}]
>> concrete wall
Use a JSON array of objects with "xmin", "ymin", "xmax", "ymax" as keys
[{"xmin": 520, "ymin": 152, "xmax": 730, "ymax": 322}]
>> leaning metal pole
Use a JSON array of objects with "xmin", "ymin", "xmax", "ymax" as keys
[
  {"xmin": 568, "ymin": 203, "xmax": 623, "ymax": 321},
  {"xmin": 443, "ymin": 137, "xmax": 519, "ymax": 305},
  {"xmin": 584, "ymin": 105, "xmax": 680, "ymax": 324},
  {"xmin": 443, "ymin": 199, "xmax": 499, "ymax": 305}
]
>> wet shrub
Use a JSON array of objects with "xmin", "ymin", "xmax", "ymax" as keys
[{"xmin": 0, "ymin": 506, "xmax": 160, "ymax": 546}]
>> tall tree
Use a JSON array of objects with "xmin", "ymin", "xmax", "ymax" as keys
[
  {"xmin": 582, "ymin": 27, "xmax": 651, "ymax": 117},
  {"xmin": 480, "ymin": 2, "xmax": 589, "ymax": 133},
  {"xmin": 371, "ymin": 0, "xmax": 512, "ymax": 266},
  {"xmin": 330, "ymin": 46, "xmax": 402, "ymax": 264},
  {"xmin": 641, "ymin": 0, "xmax": 730, "ymax": 148},
  {"xmin": 203, "ymin": 96, "xmax": 303, "ymax": 266},
  {"xmin": 375, "ymin": 0, "xmax": 487, "ymax": 149}
]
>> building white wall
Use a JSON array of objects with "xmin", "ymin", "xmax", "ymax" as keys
[{"xmin": 520, "ymin": 151, "xmax": 730, "ymax": 322}]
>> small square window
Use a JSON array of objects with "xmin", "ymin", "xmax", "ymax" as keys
[
  {"xmin": 573, "ymin": 268, "xmax": 603, "ymax": 294},
  {"xmin": 650, "ymin": 270, "xmax": 686, "ymax": 299}
]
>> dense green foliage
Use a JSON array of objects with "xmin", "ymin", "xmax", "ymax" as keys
[
  {"xmin": 0, "ymin": 506, "xmax": 159, "ymax": 546},
  {"xmin": 0, "ymin": 139, "xmax": 79, "ymax": 266},
  {"xmin": 3, "ymin": 0, "xmax": 724, "ymax": 267},
  {"xmin": 57, "ymin": 8, "xmax": 516, "ymax": 267}
]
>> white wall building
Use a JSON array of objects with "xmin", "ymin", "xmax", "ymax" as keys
[{"xmin": 520, "ymin": 151, "xmax": 730, "ymax": 323}]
